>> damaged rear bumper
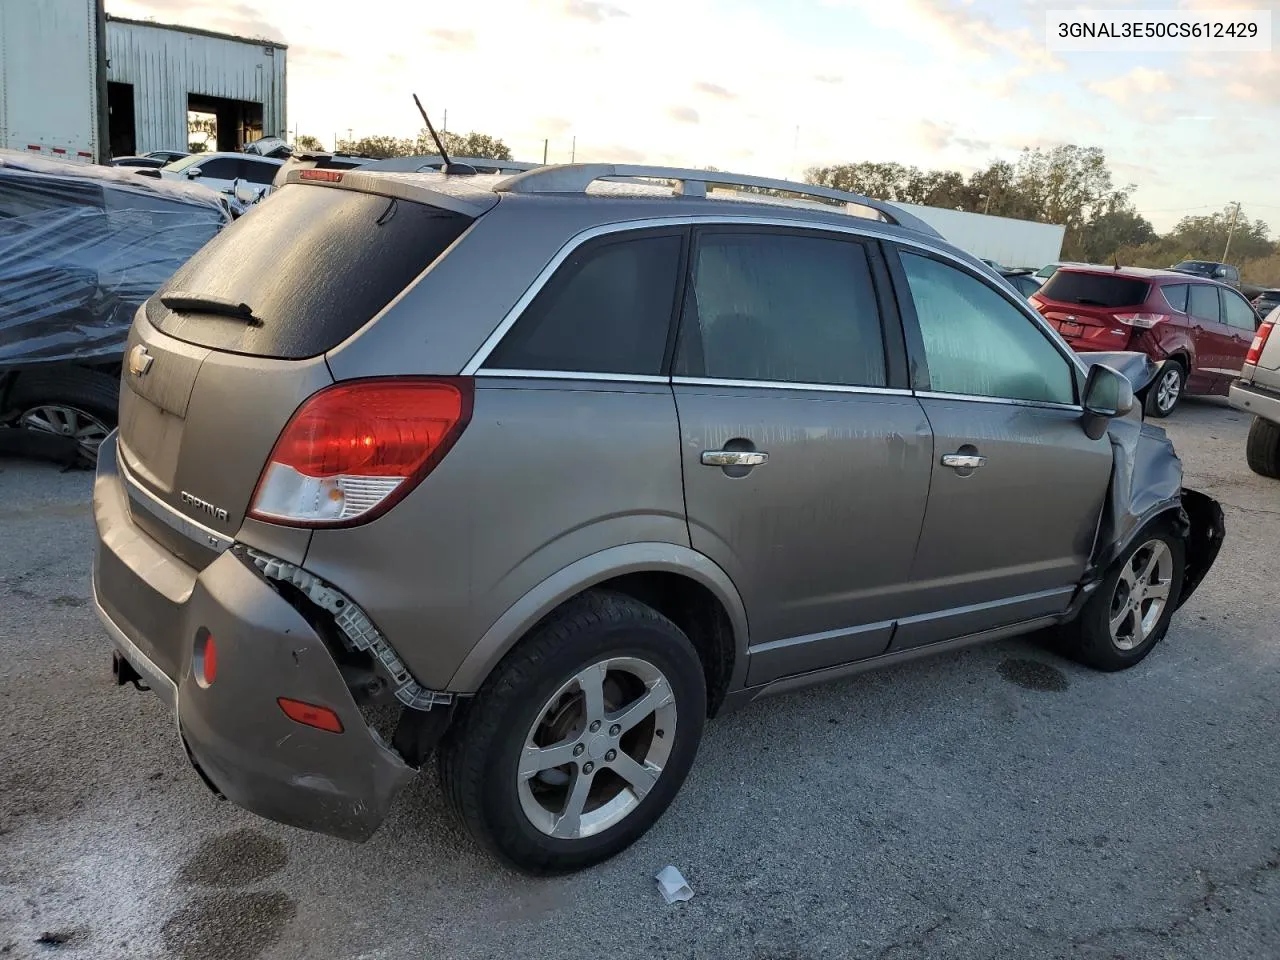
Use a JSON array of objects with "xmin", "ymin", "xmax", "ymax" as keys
[{"xmin": 92, "ymin": 433, "xmax": 416, "ymax": 841}]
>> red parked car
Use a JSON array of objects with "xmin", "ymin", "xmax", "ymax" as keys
[{"xmin": 1030, "ymin": 266, "xmax": 1260, "ymax": 416}]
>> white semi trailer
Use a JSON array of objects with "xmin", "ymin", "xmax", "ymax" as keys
[{"xmin": 0, "ymin": 0, "xmax": 107, "ymax": 163}]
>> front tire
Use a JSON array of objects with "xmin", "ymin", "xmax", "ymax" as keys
[
  {"xmin": 1060, "ymin": 521, "xmax": 1185, "ymax": 671},
  {"xmin": 1144, "ymin": 363, "xmax": 1184, "ymax": 418},
  {"xmin": 438, "ymin": 592, "xmax": 706, "ymax": 873},
  {"xmin": 1245, "ymin": 416, "xmax": 1280, "ymax": 479},
  {"xmin": 9, "ymin": 366, "xmax": 118, "ymax": 465}
]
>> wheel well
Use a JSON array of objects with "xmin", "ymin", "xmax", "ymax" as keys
[
  {"xmin": 1167, "ymin": 352, "xmax": 1189, "ymax": 372},
  {"xmin": 589, "ymin": 572, "xmax": 736, "ymax": 717}
]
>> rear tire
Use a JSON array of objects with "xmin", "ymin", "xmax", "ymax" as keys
[
  {"xmin": 438, "ymin": 591, "xmax": 706, "ymax": 874},
  {"xmin": 1144, "ymin": 362, "xmax": 1184, "ymax": 418},
  {"xmin": 1245, "ymin": 416, "xmax": 1280, "ymax": 479},
  {"xmin": 1059, "ymin": 520, "xmax": 1185, "ymax": 672},
  {"xmin": 9, "ymin": 366, "xmax": 119, "ymax": 466}
]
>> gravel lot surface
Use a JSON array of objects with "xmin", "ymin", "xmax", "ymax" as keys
[{"xmin": 2, "ymin": 397, "xmax": 1277, "ymax": 960}]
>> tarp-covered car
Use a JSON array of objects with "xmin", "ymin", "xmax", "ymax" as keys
[{"xmin": 0, "ymin": 150, "xmax": 230, "ymax": 463}]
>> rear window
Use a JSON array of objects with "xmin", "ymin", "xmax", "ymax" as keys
[
  {"xmin": 1038, "ymin": 271, "xmax": 1150, "ymax": 308},
  {"xmin": 150, "ymin": 184, "xmax": 471, "ymax": 358}
]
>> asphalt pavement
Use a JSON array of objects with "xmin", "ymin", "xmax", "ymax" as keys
[{"xmin": 1, "ymin": 397, "xmax": 1277, "ymax": 960}]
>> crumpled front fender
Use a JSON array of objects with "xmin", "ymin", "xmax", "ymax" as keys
[{"xmin": 1069, "ymin": 409, "xmax": 1225, "ymax": 616}]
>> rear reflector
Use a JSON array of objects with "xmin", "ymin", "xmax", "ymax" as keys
[
  {"xmin": 299, "ymin": 169, "xmax": 344, "ymax": 182},
  {"xmin": 277, "ymin": 698, "xmax": 344, "ymax": 733},
  {"xmin": 194, "ymin": 631, "xmax": 217, "ymax": 687},
  {"xmin": 249, "ymin": 378, "xmax": 473, "ymax": 527},
  {"xmin": 1246, "ymin": 321, "xmax": 1274, "ymax": 365},
  {"xmin": 1114, "ymin": 313, "xmax": 1168, "ymax": 329}
]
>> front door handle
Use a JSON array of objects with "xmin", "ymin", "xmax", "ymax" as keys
[
  {"xmin": 701, "ymin": 450, "xmax": 769, "ymax": 467},
  {"xmin": 941, "ymin": 453, "xmax": 986, "ymax": 470}
]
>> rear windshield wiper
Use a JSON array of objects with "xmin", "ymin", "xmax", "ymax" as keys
[{"xmin": 160, "ymin": 292, "xmax": 263, "ymax": 326}]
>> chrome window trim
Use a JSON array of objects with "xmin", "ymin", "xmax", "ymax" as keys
[
  {"xmin": 673, "ymin": 376, "xmax": 910, "ymax": 397},
  {"xmin": 120, "ymin": 454, "xmax": 234, "ymax": 554},
  {"xmin": 477, "ymin": 369, "xmax": 669, "ymax": 383},
  {"xmin": 461, "ymin": 214, "xmax": 1084, "ymax": 379},
  {"xmin": 916, "ymin": 390, "xmax": 1082, "ymax": 412}
]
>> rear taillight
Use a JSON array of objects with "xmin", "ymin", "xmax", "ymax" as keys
[
  {"xmin": 249, "ymin": 378, "xmax": 472, "ymax": 527},
  {"xmin": 1114, "ymin": 313, "xmax": 1168, "ymax": 329},
  {"xmin": 1246, "ymin": 320, "xmax": 1274, "ymax": 365}
]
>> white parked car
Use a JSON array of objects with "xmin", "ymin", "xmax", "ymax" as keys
[{"xmin": 158, "ymin": 152, "xmax": 283, "ymax": 198}]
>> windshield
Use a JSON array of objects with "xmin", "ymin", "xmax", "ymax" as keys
[{"xmin": 161, "ymin": 154, "xmax": 205, "ymax": 174}]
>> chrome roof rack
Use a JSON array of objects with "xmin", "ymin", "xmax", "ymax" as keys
[{"xmin": 494, "ymin": 163, "xmax": 942, "ymax": 239}]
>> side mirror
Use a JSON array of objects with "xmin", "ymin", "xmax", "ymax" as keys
[
  {"xmin": 1081, "ymin": 363, "xmax": 1134, "ymax": 440},
  {"xmin": 186, "ymin": 167, "xmax": 202, "ymax": 179},
  {"xmin": 1214, "ymin": 267, "xmax": 1228, "ymax": 278}
]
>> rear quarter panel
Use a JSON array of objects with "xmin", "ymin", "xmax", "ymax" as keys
[{"xmin": 300, "ymin": 379, "xmax": 690, "ymax": 691}]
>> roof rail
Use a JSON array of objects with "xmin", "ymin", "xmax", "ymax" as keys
[{"xmin": 494, "ymin": 163, "xmax": 942, "ymax": 239}]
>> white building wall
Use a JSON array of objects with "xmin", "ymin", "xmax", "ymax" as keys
[{"xmin": 106, "ymin": 18, "xmax": 286, "ymax": 155}]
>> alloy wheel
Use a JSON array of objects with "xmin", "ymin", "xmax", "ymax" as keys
[
  {"xmin": 518, "ymin": 657, "xmax": 677, "ymax": 840},
  {"xmin": 18, "ymin": 404, "xmax": 111, "ymax": 462},
  {"xmin": 1155, "ymin": 368, "xmax": 1181, "ymax": 414},
  {"xmin": 1108, "ymin": 539, "xmax": 1174, "ymax": 651}
]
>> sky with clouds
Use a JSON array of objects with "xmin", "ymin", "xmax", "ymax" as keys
[{"xmin": 106, "ymin": 0, "xmax": 1280, "ymax": 233}]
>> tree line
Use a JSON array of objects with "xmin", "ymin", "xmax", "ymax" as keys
[
  {"xmin": 806, "ymin": 146, "xmax": 1278, "ymax": 285},
  {"xmin": 294, "ymin": 130, "xmax": 513, "ymax": 161}
]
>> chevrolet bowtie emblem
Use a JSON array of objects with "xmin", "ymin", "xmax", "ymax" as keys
[{"xmin": 128, "ymin": 344, "xmax": 153, "ymax": 377}]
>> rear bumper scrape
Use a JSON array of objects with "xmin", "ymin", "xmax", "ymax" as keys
[{"xmin": 241, "ymin": 546, "xmax": 453, "ymax": 711}]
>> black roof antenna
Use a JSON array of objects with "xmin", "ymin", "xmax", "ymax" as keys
[{"xmin": 413, "ymin": 94, "xmax": 476, "ymax": 176}]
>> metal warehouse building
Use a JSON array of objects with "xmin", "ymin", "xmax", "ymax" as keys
[{"xmin": 104, "ymin": 16, "xmax": 286, "ymax": 158}]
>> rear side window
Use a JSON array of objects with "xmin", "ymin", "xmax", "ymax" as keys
[
  {"xmin": 1188, "ymin": 284, "xmax": 1221, "ymax": 323},
  {"xmin": 1038, "ymin": 271, "xmax": 1150, "ymax": 308},
  {"xmin": 152, "ymin": 184, "xmax": 471, "ymax": 358},
  {"xmin": 675, "ymin": 230, "xmax": 886, "ymax": 387},
  {"xmin": 1161, "ymin": 283, "xmax": 1189, "ymax": 313},
  {"xmin": 486, "ymin": 232, "xmax": 682, "ymax": 376}
]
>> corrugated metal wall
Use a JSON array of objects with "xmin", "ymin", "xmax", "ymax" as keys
[{"xmin": 106, "ymin": 19, "xmax": 286, "ymax": 155}]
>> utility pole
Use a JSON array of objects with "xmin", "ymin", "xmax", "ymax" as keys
[
  {"xmin": 543, "ymin": 139, "xmax": 548, "ymax": 164},
  {"xmin": 442, "ymin": 109, "xmax": 447, "ymax": 134},
  {"xmin": 983, "ymin": 193, "xmax": 993, "ymax": 215},
  {"xmin": 1222, "ymin": 201, "xmax": 1241, "ymax": 263},
  {"xmin": 571, "ymin": 136, "xmax": 576, "ymax": 163}
]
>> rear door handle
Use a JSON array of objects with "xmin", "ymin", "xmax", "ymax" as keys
[
  {"xmin": 941, "ymin": 453, "xmax": 986, "ymax": 470},
  {"xmin": 701, "ymin": 450, "xmax": 769, "ymax": 467}
]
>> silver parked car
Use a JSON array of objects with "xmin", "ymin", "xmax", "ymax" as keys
[
  {"xmin": 92, "ymin": 164, "xmax": 1225, "ymax": 873},
  {"xmin": 1229, "ymin": 305, "xmax": 1280, "ymax": 477}
]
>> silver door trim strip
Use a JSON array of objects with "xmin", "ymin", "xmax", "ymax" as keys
[
  {"xmin": 459, "ymin": 214, "xmax": 1086, "ymax": 378},
  {"xmin": 476, "ymin": 369, "xmax": 670, "ymax": 383},
  {"xmin": 747, "ymin": 618, "xmax": 896, "ymax": 656},
  {"xmin": 120, "ymin": 456, "xmax": 234, "ymax": 554},
  {"xmin": 895, "ymin": 585, "xmax": 1074, "ymax": 627}
]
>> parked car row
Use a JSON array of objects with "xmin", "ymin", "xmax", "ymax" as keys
[{"xmin": 1029, "ymin": 265, "xmax": 1264, "ymax": 417}]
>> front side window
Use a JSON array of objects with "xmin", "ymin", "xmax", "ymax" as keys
[
  {"xmin": 1188, "ymin": 283, "xmax": 1221, "ymax": 323},
  {"xmin": 486, "ymin": 232, "xmax": 682, "ymax": 376},
  {"xmin": 899, "ymin": 251, "xmax": 1075, "ymax": 405},
  {"xmin": 675, "ymin": 230, "xmax": 886, "ymax": 387},
  {"xmin": 1222, "ymin": 289, "xmax": 1258, "ymax": 330}
]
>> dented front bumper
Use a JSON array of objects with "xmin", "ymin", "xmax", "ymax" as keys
[{"xmin": 93, "ymin": 433, "xmax": 415, "ymax": 841}]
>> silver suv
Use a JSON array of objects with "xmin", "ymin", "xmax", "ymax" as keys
[
  {"xmin": 92, "ymin": 164, "xmax": 1225, "ymax": 873},
  {"xmin": 1229, "ymin": 304, "xmax": 1280, "ymax": 477}
]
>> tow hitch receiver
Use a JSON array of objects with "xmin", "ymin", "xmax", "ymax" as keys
[{"xmin": 112, "ymin": 650, "xmax": 150, "ymax": 692}]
